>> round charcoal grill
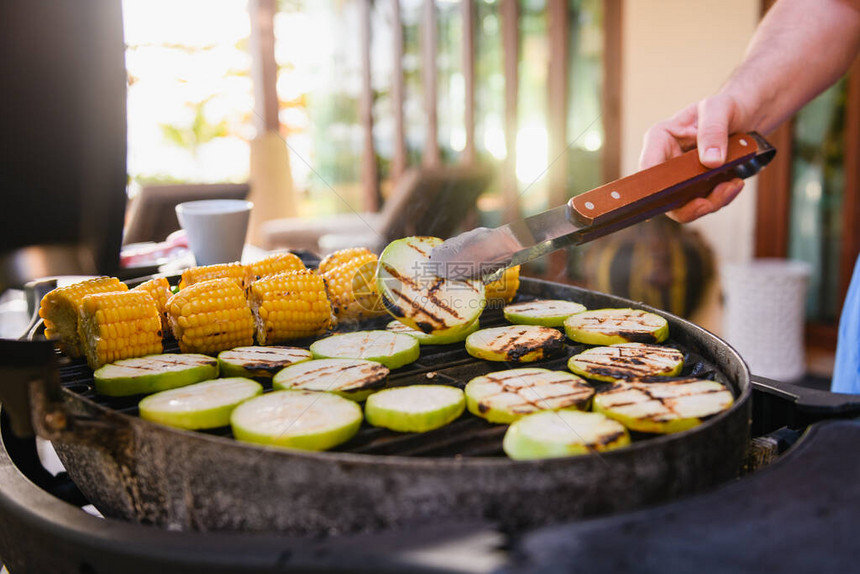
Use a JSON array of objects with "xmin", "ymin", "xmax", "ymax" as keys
[{"xmin": 1, "ymin": 277, "xmax": 751, "ymax": 535}]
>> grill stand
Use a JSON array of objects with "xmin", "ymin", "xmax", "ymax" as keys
[
  {"xmin": 0, "ymin": 412, "xmax": 503, "ymax": 574},
  {"xmin": 2, "ymin": 410, "xmax": 859, "ymax": 573},
  {"xmin": 505, "ymin": 418, "xmax": 860, "ymax": 574},
  {"xmin": 0, "ymin": 278, "xmax": 757, "ymax": 536}
]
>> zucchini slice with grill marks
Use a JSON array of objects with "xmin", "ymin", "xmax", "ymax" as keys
[
  {"xmin": 385, "ymin": 318, "xmax": 480, "ymax": 345},
  {"xmin": 465, "ymin": 325, "xmax": 564, "ymax": 362},
  {"xmin": 309, "ymin": 330, "xmax": 420, "ymax": 369},
  {"xmin": 364, "ymin": 385, "xmax": 465, "ymax": 433},
  {"xmin": 567, "ymin": 343, "xmax": 684, "ymax": 383},
  {"xmin": 502, "ymin": 410, "xmax": 630, "ymax": 460},
  {"xmin": 564, "ymin": 308, "xmax": 669, "ymax": 345},
  {"xmin": 217, "ymin": 346, "xmax": 313, "ymax": 380},
  {"xmin": 376, "ymin": 236, "xmax": 485, "ymax": 337},
  {"xmin": 93, "ymin": 353, "xmax": 218, "ymax": 397},
  {"xmin": 272, "ymin": 358, "xmax": 388, "ymax": 402},
  {"xmin": 231, "ymin": 390, "xmax": 363, "ymax": 451},
  {"xmin": 138, "ymin": 377, "xmax": 263, "ymax": 430},
  {"xmin": 593, "ymin": 377, "xmax": 734, "ymax": 434},
  {"xmin": 503, "ymin": 299, "xmax": 587, "ymax": 327},
  {"xmin": 465, "ymin": 368, "xmax": 594, "ymax": 424}
]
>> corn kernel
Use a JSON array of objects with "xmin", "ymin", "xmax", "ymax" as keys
[
  {"xmin": 77, "ymin": 290, "xmax": 163, "ymax": 370},
  {"xmin": 166, "ymin": 278, "xmax": 255, "ymax": 354},
  {"xmin": 248, "ymin": 269, "xmax": 332, "ymax": 344}
]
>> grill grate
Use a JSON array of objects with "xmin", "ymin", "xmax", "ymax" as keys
[{"xmin": 56, "ymin": 298, "xmax": 728, "ymax": 458}]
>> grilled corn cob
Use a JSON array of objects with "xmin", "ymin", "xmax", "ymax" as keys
[
  {"xmin": 318, "ymin": 247, "xmax": 374, "ymax": 274},
  {"xmin": 167, "ymin": 278, "xmax": 255, "ymax": 354},
  {"xmin": 485, "ymin": 265, "xmax": 520, "ymax": 307},
  {"xmin": 39, "ymin": 276, "xmax": 128, "ymax": 358},
  {"xmin": 78, "ymin": 290, "xmax": 163, "ymax": 370},
  {"xmin": 132, "ymin": 277, "xmax": 172, "ymax": 335},
  {"xmin": 248, "ymin": 252, "xmax": 306, "ymax": 278},
  {"xmin": 248, "ymin": 269, "xmax": 332, "ymax": 344},
  {"xmin": 178, "ymin": 262, "xmax": 255, "ymax": 291},
  {"xmin": 321, "ymin": 248, "xmax": 386, "ymax": 325}
]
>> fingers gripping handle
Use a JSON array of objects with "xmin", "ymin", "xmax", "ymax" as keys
[{"xmin": 569, "ymin": 132, "xmax": 774, "ymax": 226}]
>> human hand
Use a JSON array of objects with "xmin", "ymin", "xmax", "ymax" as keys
[{"xmin": 639, "ymin": 93, "xmax": 750, "ymax": 222}]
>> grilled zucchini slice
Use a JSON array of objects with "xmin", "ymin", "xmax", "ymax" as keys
[
  {"xmin": 564, "ymin": 308, "xmax": 669, "ymax": 345},
  {"xmin": 93, "ymin": 353, "xmax": 218, "ymax": 397},
  {"xmin": 385, "ymin": 318, "xmax": 480, "ymax": 345},
  {"xmin": 503, "ymin": 299, "xmax": 587, "ymax": 327},
  {"xmin": 465, "ymin": 325, "xmax": 564, "ymax": 362},
  {"xmin": 138, "ymin": 377, "xmax": 263, "ymax": 430},
  {"xmin": 364, "ymin": 385, "xmax": 465, "ymax": 433},
  {"xmin": 272, "ymin": 358, "xmax": 388, "ymax": 402},
  {"xmin": 593, "ymin": 378, "xmax": 734, "ymax": 434},
  {"xmin": 465, "ymin": 368, "xmax": 594, "ymax": 424},
  {"xmin": 309, "ymin": 330, "xmax": 420, "ymax": 369},
  {"xmin": 376, "ymin": 236, "xmax": 485, "ymax": 337},
  {"xmin": 231, "ymin": 390, "xmax": 363, "ymax": 451},
  {"xmin": 502, "ymin": 410, "xmax": 630, "ymax": 460},
  {"xmin": 217, "ymin": 346, "xmax": 313, "ymax": 380},
  {"xmin": 567, "ymin": 343, "xmax": 684, "ymax": 383}
]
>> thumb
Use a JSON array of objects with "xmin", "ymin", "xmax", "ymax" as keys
[{"xmin": 696, "ymin": 95, "xmax": 733, "ymax": 168}]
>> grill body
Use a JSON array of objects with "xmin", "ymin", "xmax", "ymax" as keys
[{"xmin": 51, "ymin": 278, "xmax": 751, "ymax": 534}]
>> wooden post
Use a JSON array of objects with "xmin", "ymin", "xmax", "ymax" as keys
[
  {"xmin": 250, "ymin": 0, "xmax": 279, "ymax": 133},
  {"xmin": 500, "ymin": 0, "xmax": 519, "ymax": 223},
  {"xmin": 391, "ymin": 0, "xmax": 407, "ymax": 182},
  {"xmin": 840, "ymin": 58, "xmax": 860, "ymax": 307},
  {"xmin": 248, "ymin": 0, "xmax": 297, "ymax": 245},
  {"xmin": 753, "ymin": 122, "xmax": 793, "ymax": 259},
  {"xmin": 422, "ymin": 0, "xmax": 441, "ymax": 167},
  {"xmin": 461, "ymin": 0, "xmax": 479, "ymax": 230},
  {"xmin": 359, "ymin": 0, "xmax": 379, "ymax": 212},
  {"xmin": 547, "ymin": 0, "xmax": 569, "ymax": 279},
  {"xmin": 462, "ymin": 0, "xmax": 477, "ymax": 166},
  {"xmin": 753, "ymin": 0, "xmax": 791, "ymax": 260},
  {"xmin": 602, "ymin": 0, "xmax": 622, "ymax": 183}
]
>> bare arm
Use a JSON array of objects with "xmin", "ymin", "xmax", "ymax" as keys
[{"xmin": 640, "ymin": 0, "xmax": 860, "ymax": 222}]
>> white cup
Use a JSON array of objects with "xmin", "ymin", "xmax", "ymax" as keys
[{"xmin": 175, "ymin": 199, "xmax": 253, "ymax": 266}]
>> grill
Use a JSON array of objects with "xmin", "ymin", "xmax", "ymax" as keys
[
  {"xmin": 0, "ymin": 277, "xmax": 752, "ymax": 538},
  {"xmin": 2, "ymin": 276, "xmax": 859, "ymax": 573},
  {"xmin": 55, "ymin": 301, "xmax": 728, "ymax": 461}
]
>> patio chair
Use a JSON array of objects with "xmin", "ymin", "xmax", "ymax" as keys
[
  {"xmin": 260, "ymin": 164, "xmax": 495, "ymax": 255},
  {"xmin": 122, "ymin": 183, "xmax": 250, "ymax": 245}
]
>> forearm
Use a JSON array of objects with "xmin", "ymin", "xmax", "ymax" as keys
[{"xmin": 721, "ymin": 0, "xmax": 860, "ymax": 134}]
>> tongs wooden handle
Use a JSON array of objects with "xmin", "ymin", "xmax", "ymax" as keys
[{"xmin": 569, "ymin": 132, "xmax": 776, "ymax": 230}]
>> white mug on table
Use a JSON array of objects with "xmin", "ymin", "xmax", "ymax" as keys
[{"xmin": 175, "ymin": 199, "xmax": 253, "ymax": 266}]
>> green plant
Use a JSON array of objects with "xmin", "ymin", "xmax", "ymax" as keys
[{"xmin": 159, "ymin": 96, "xmax": 229, "ymax": 157}]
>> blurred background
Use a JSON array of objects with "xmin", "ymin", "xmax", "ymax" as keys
[{"xmin": 1, "ymin": 0, "xmax": 857, "ymax": 381}]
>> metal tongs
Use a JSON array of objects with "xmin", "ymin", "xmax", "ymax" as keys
[{"xmin": 430, "ymin": 132, "xmax": 776, "ymax": 282}]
